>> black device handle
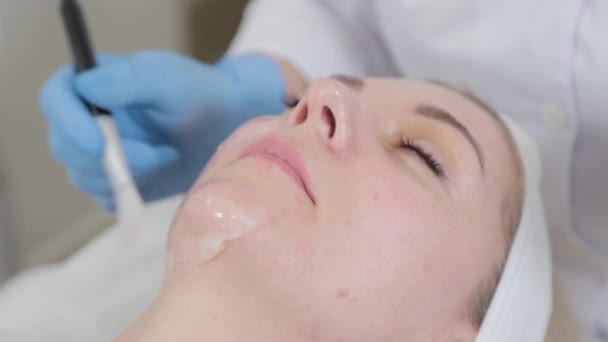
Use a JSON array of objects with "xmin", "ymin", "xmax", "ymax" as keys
[{"xmin": 60, "ymin": 0, "xmax": 110, "ymax": 116}]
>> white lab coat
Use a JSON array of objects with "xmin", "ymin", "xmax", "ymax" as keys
[
  {"xmin": 0, "ymin": 1, "xmax": 605, "ymax": 341},
  {"xmin": 229, "ymin": 0, "xmax": 608, "ymax": 340}
]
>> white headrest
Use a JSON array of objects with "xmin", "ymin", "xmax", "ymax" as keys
[{"xmin": 476, "ymin": 115, "xmax": 553, "ymax": 341}]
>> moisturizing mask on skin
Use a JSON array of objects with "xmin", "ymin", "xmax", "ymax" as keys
[{"xmin": 167, "ymin": 191, "xmax": 260, "ymax": 270}]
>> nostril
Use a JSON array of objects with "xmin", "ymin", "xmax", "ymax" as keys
[{"xmin": 322, "ymin": 106, "xmax": 336, "ymax": 138}]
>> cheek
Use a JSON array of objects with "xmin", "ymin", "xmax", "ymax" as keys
[
  {"xmin": 337, "ymin": 167, "xmax": 495, "ymax": 318},
  {"xmin": 346, "ymin": 191, "xmax": 444, "ymax": 284},
  {"xmin": 322, "ymin": 162, "xmax": 463, "ymax": 284},
  {"xmin": 341, "ymin": 163, "xmax": 445, "ymax": 245},
  {"xmin": 196, "ymin": 117, "xmax": 281, "ymax": 184}
]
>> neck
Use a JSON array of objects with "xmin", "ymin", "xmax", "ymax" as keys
[{"xmin": 115, "ymin": 266, "xmax": 304, "ymax": 342}]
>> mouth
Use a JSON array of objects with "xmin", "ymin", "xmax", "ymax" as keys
[{"xmin": 240, "ymin": 136, "xmax": 316, "ymax": 204}]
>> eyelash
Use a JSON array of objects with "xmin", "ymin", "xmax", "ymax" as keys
[
  {"xmin": 402, "ymin": 138, "xmax": 446, "ymax": 178},
  {"xmin": 285, "ymin": 98, "xmax": 445, "ymax": 178},
  {"xmin": 284, "ymin": 97, "xmax": 301, "ymax": 108}
]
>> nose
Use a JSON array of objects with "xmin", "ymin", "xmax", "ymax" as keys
[{"xmin": 288, "ymin": 78, "xmax": 357, "ymax": 154}]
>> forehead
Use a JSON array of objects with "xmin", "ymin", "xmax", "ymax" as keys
[{"xmin": 361, "ymin": 78, "xmax": 497, "ymax": 134}]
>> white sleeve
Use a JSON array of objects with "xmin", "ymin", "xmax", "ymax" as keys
[{"xmin": 228, "ymin": 0, "xmax": 395, "ymax": 79}]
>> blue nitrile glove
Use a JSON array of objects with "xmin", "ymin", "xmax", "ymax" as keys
[{"xmin": 40, "ymin": 50, "xmax": 286, "ymax": 210}]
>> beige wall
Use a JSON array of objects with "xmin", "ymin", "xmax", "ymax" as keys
[{"xmin": 0, "ymin": 0, "xmax": 248, "ymax": 284}]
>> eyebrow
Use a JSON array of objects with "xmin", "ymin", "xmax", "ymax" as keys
[
  {"xmin": 414, "ymin": 104, "xmax": 485, "ymax": 173},
  {"xmin": 329, "ymin": 75, "xmax": 486, "ymax": 173},
  {"xmin": 330, "ymin": 74, "xmax": 365, "ymax": 91}
]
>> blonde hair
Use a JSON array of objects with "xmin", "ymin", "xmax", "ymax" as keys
[
  {"xmin": 421, "ymin": 79, "xmax": 526, "ymax": 328},
  {"xmin": 469, "ymin": 111, "xmax": 525, "ymax": 328}
]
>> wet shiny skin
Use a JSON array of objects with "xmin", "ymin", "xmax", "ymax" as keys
[{"xmin": 118, "ymin": 78, "xmax": 519, "ymax": 342}]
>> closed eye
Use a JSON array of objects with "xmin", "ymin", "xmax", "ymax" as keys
[
  {"xmin": 284, "ymin": 97, "xmax": 301, "ymax": 108},
  {"xmin": 402, "ymin": 138, "xmax": 446, "ymax": 178}
]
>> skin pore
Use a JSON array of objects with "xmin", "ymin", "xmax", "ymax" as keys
[{"xmin": 117, "ymin": 76, "xmax": 523, "ymax": 342}]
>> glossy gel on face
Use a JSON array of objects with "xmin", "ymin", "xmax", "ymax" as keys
[{"xmin": 167, "ymin": 183, "xmax": 268, "ymax": 271}]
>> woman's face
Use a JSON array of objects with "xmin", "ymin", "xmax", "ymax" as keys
[{"xmin": 166, "ymin": 78, "xmax": 519, "ymax": 340}]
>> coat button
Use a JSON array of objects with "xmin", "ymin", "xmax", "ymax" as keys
[{"xmin": 540, "ymin": 103, "xmax": 569, "ymax": 129}]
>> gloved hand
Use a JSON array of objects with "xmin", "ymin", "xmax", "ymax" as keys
[{"xmin": 40, "ymin": 50, "xmax": 287, "ymax": 210}]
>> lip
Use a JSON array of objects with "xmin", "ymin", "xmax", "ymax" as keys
[{"xmin": 240, "ymin": 136, "xmax": 315, "ymax": 204}]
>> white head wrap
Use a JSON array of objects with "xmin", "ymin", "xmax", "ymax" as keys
[{"xmin": 476, "ymin": 115, "xmax": 553, "ymax": 341}]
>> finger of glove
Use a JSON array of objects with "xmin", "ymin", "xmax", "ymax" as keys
[
  {"xmin": 136, "ymin": 169, "xmax": 185, "ymax": 203},
  {"xmin": 74, "ymin": 51, "xmax": 202, "ymax": 112},
  {"xmin": 67, "ymin": 169, "xmax": 113, "ymax": 198},
  {"xmin": 86, "ymin": 140, "xmax": 180, "ymax": 210},
  {"xmin": 120, "ymin": 139, "xmax": 179, "ymax": 177},
  {"xmin": 111, "ymin": 107, "xmax": 163, "ymax": 144},
  {"xmin": 49, "ymin": 129, "xmax": 105, "ymax": 177},
  {"xmin": 95, "ymin": 196, "xmax": 115, "ymax": 212},
  {"xmin": 51, "ymin": 123, "xmax": 178, "ymax": 179},
  {"xmin": 50, "ymin": 134, "xmax": 178, "ymax": 195},
  {"xmin": 40, "ymin": 65, "xmax": 104, "ymax": 155}
]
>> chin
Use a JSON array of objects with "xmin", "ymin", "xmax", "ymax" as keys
[{"xmin": 166, "ymin": 179, "xmax": 283, "ymax": 270}]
